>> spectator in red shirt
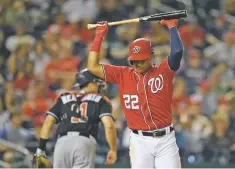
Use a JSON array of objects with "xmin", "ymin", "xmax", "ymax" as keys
[
  {"xmin": 58, "ymin": 42, "xmax": 80, "ymax": 72},
  {"xmin": 179, "ymin": 24, "xmax": 205, "ymax": 48},
  {"xmin": 172, "ymin": 78, "xmax": 190, "ymax": 115},
  {"xmin": 22, "ymin": 82, "xmax": 51, "ymax": 128},
  {"xmin": 13, "ymin": 61, "xmax": 36, "ymax": 90}
]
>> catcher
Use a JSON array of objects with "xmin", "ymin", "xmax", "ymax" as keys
[{"xmin": 32, "ymin": 69, "xmax": 117, "ymax": 168}]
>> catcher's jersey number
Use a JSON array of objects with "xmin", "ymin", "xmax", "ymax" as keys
[
  {"xmin": 123, "ymin": 94, "xmax": 139, "ymax": 109},
  {"xmin": 71, "ymin": 102, "xmax": 88, "ymax": 123}
]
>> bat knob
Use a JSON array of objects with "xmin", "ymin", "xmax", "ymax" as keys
[{"xmin": 87, "ymin": 24, "xmax": 97, "ymax": 30}]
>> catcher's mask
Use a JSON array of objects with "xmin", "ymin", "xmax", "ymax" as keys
[{"xmin": 74, "ymin": 69, "xmax": 107, "ymax": 95}]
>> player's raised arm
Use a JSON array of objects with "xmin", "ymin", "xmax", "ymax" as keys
[
  {"xmin": 160, "ymin": 20, "xmax": 184, "ymax": 71},
  {"xmin": 88, "ymin": 21, "xmax": 108, "ymax": 79}
]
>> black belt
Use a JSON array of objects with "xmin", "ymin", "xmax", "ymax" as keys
[
  {"xmin": 132, "ymin": 126, "xmax": 174, "ymax": 137},
  {"xmin": 59, "ymin": 132, "xmax": 90, "ymax": 138}
]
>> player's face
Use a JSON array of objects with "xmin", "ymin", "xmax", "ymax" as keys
[{"xmin": 130, "ymin": 57, "xmax": 152, "ymax": 74}]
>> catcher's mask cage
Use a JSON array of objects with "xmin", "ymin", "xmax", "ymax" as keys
[
  {"xmin": 94, "ymin": 78, "xmax": 107, "ymax": 95},
  {"xmin": 74, "ymin": 69, "xmax": 107, "ymax": 95}
]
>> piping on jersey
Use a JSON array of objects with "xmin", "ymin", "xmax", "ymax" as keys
[
  {"xmin": 99, "ymin": 113, "xmax": 113, "ymax": 119},
  {"xmin": 47, "ymin": 111, "xmax": 59, "ymax": 121},
  {"xmin": 143, "ymin": 71, "xmax": 158, "ymax": 129},
  {"xmin": 134, "ymin": 72, "xmax": 151, "ymax": 130}
]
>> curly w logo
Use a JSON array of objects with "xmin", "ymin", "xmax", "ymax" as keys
[
  {"xmin": 148, "ymin": 75, "xmax": 164, "ymax": 93},
  {"xmin": 133, "ymin": 46, "xmax": 140, "ymax": 53}
]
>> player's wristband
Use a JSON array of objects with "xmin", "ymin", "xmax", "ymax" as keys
[
  {"xmin": 39, "ymin": 138, "xmax": 48, "ymax": 151},
  {"xmin": 90, "ymin": 35, "xmax": 103, "ymax": 53}
]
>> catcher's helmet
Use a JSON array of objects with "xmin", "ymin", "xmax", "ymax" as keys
[
  {"xmin": 74, "ymin": 69, "xmax": 106, "ymax": 94},
  {"xmin": 128, "ymin": 38, "xmax": 153, "ymax": 61}
]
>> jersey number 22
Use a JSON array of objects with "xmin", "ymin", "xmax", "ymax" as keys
[{"xmin": 123, "ymin": 94, "xmax": 139, "ymax": 109}]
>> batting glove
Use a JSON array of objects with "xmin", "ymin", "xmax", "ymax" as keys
[
  {"xmin": 32, "ymin": 148, "xmax": 53, "ymax": 168},
  {"xmin": 95, "ymin": 21, "xmax": 108, "ymax": 38},
  {"xmin": 160, "ymin": 19, "xmax": 178, "ymax": 29},
  {"xmin": 35, "ymin": 148, "xmax": 46, "ymax": 157}
]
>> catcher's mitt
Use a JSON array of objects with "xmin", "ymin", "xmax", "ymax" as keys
[{"xmin": 32, "ymin": 154, "xmax": 53, "ymax": 168}]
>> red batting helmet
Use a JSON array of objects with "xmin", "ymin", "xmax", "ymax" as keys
[{"xmin": 128, "ymin": 38, "xmax": 153, "ymax": 61}]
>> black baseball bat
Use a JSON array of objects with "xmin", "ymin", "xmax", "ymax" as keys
[
  {"xmin": 139, "ymin": 10, "xmax": 187, "ymax": 21},
  {"xmin": 87, "ymin": 10, "xmax": 187, "ymax": 30}
]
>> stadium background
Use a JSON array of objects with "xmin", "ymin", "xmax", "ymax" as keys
[{"xmin": 0, "ymin": 0, "xmax": 235, "ymax": 168}]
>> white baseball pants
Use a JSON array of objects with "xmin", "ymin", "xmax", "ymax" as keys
[{"xmin": 129, "ymin": 130, "xmax": 181, "ymax": 168}]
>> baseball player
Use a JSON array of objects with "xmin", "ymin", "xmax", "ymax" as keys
[
  {"xmin": 33, "ymin": 70, "xmax": 117, "ymax": 168},
  {"xmin": 87, "ymin": 19, "xmax": 183, "ymax": 168}
]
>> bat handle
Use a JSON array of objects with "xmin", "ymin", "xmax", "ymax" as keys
[
  {"xmin": 87, "ymin": 24, "xmax": 97, "ymax": 30},
  {"xmin": 87, "ymin": 18, "xmax": 140, "ymax": 30}
]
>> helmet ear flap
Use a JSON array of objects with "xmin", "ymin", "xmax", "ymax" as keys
[{"xmin": 128, "ymin": 60, "xmax": 134, "ymax": 66}]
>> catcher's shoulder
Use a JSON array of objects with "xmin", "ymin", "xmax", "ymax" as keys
[{"xmin": 102, "ymin": 95, "xmax": 112, "ymax": 107}]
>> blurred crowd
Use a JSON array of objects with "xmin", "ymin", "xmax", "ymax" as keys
[{"xmin": 0, "ymin": 0, "xmax": 235, "ymax": 167}]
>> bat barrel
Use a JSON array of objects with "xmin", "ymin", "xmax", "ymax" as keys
[{"xmin": 140, "ymin": 10, "xmax": 187, "ymax": 22}]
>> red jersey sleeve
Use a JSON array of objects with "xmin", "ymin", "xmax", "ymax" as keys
[
  {"xmin": 158, "ymin": 57, "xmax": 176, "ymax": 78},
  {"xmin": 102, "ymin": 64, "xmax": 124, "ymax": 84}
]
